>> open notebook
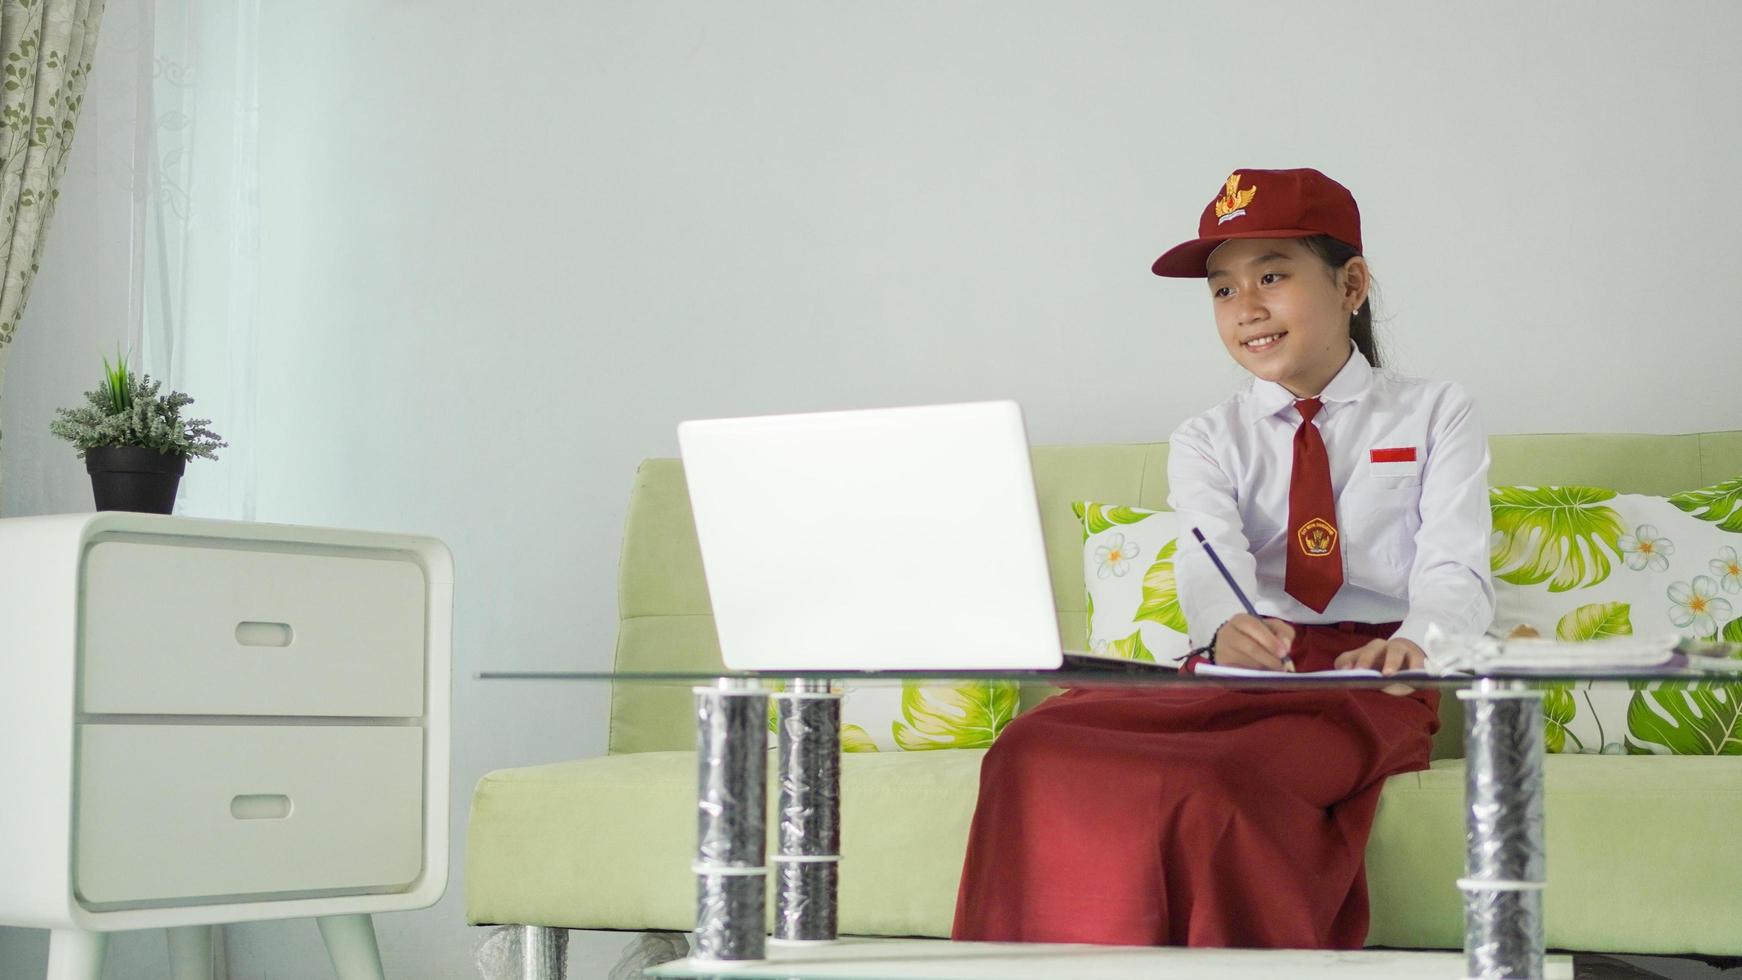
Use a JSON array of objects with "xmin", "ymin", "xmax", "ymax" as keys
[{"xmin": 1193, "ymin": 662, "xmax": 1434, "ymax": 680}]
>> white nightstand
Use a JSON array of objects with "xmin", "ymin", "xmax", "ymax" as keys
[{"xmin": 0, "ymin": 513, "xmax": 452, "ymax": 980}]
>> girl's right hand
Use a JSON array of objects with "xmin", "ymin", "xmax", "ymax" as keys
[{"xmin": 1213, "ymin": 614, "xmax": 1296, "ymax": 671}]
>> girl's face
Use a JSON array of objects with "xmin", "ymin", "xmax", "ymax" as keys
[{"xmin": 1205, "ymin": 237, "xmax": 1368, "ymax": 399}]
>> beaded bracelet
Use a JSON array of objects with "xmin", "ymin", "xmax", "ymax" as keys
[{"xmin": 1188, "ymin": 617, "xmax": 1236, "ymax": 666}]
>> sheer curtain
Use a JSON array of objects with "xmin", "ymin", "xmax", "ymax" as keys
[{"xmin": 140, "ymin": 0, "xmax": 258, "ymax": 519}]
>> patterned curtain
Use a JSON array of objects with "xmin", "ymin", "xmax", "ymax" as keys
[{"xmin": 0, "ymin": 0, "xmax": 105, "ymax": 499}]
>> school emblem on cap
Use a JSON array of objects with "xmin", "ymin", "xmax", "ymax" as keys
[
  {"xmin": 1214, "ymin": 172, "xmax": 1257, "ymax": 225},
  {"xmin": 1297, "ymin": 517, "xmax": 1337, "ymax": 557}
]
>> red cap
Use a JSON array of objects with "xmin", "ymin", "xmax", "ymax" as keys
[{"xmin": 1151, "ymin": 168, "xmax": 1362, "ymax": 278}]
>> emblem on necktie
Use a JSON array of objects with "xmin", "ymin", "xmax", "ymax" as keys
[{"xmin": 1297, "ymin": 517, "xmax": 1337, "ymax": 557}]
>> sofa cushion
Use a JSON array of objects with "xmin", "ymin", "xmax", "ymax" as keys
[
  {"xmin": 1072, "ymin": 501, "xmax": 1193, "ymax": 667},
  {"xmin": 1364, "ymin": 754, "xmax": 1742, "ymax": 954},
  {"xmin": 467, "ymin": 749, "xmax": 1742, "ymax": 954},
  {"xmin": 777, "ymin": 681, "xmax": 1021, "ymax": 753},
  {"xmin": 466, "ymin": 749, "xmax": 986, "ymax": 936},
  {"xmin": 1490, "ymin": 476, "xmax": 1742, "ymax": 754}
]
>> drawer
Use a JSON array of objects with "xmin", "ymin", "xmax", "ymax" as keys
[
  {"xmin": 82, "ymin": 540, "xmax": 426, "ymax": 717},
  {"xmin": 75, "ymin": 724, "xmax": 425, "ymax": 906}
]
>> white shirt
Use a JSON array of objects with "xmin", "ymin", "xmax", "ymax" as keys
[{"xmin": 1166, "ymin": 345, "xmax": 1495, "ymax": 649}]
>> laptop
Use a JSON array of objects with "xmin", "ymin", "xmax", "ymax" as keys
[{"xmin": 676, "ymin": 400, "xmax": 1175, "ymax": 674}]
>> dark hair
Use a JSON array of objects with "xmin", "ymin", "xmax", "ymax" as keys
[{"xmin": 1297, "ymin": 235, "xmax": 1379, "ymax": 368}]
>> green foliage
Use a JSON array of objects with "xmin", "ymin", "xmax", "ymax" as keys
[
  {"xmin": 1133, "ymin": 538, "xmax": 1188, "ymax": 634},
  {"xmin": 48, "ymin": 353, "xmax": 225, "ymax": 460},
  {"xmin": 1668, "ymin": 476, "xmax": 1742, "ymax": 533},
  {"xmin": 102, "ymin": 350, "xmax": 130, "ymax": 413},
  {"xmin": 891, "ymin": 681, "xmax": 1018, "ymax": 750},
  {"xmin": 1107, "ymin": 628, "xmax": 1155, "ymax": 663},
  {"xmin": 1625, "ymin": 684, "xmax": 1742, "ymax": 755},
  {"xmin": 1489, "ymin": 485, "xmax": 1627, "ymax": 592},
  {"xmin": 1537, "ymin": 604, "xmax": 1634, "ymax": 753},
  {"xmin": 1075, "ymin": 501, "xmax": 1155, "ymax": 538},
  {"xmin": 1555, "ymin": 602, "xmax": 1633, "ymax": 642},
  {"xmin": 839, "ymin": 725, "xmax": 880, "ymax": 753},
  {"xmin": 1541, "ymin": 684, "xmax": 1578, "ymax": 753}
]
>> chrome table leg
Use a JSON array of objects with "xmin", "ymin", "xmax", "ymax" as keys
[
  {"xmin": 518, "ymin": 925, "xmax": 567, "ymax": 980},
  {"xmin": 1459, "ymin": 679, "xmax": 1547, "ymax": 980},
  {"xmin": 772, "ymin": 678, "xmax": 842, "ymax": 945},
  {"xmin": 693, "ymin": 677, "xmax": 769, "ymax": 963}
]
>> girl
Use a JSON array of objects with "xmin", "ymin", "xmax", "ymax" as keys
[{"xmin": 951, "ymin": 168, "xmax": 1495, "ymax": 949}]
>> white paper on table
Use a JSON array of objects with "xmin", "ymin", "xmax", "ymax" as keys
[
  {"xmin": 1193, "ymin": 662, "xmax": 1436, "ymax": 680},
  {"xmin": 1422, "ymin": 623, "xmax": 1680, "ymax": 674}
]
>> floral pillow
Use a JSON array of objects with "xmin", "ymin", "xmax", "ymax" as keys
[
  {"xmin": 1489, "ymin": 477, "xmax": 1742, "ymax": 755},
  {"xmin": 1071, "ymin": 501, "xmax": 1193, "ymax": 667},
  {"xmin": 766, "ymin": 681, "xmax": 1019, "ymax": 753}
]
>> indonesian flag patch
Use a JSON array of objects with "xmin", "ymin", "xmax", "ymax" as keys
[{"xmin": 1369, "ymin": 446, "xmax": 1419, "ymax": 478}]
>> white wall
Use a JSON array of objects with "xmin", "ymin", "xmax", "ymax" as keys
[{"xmin": 4, "ymin": 2, "xmax": 1741, "ymax": 977}]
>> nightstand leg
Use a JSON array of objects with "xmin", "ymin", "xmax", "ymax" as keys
[
  {"xmin": 317, "ymin": 914, "xmax": 386, "ymax": 980},
  {"xmin": 45, "ymin": 929, "xmax": 106, "ymax": 980},
  {"xmin": 167, "ymin": 925, "xmax": 216, "ymax": 979}
]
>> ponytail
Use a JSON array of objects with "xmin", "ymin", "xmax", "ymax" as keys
[
  {"xmin": 1350, "ymin": 298, "xmax": 1379, "ymax": 368},
  {"xmin": 1299, "ymin": 235, "xmax": 1381, "ymax": 368}
]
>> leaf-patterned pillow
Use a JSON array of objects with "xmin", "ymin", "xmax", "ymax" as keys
[
  {"xmin": 1490, "ymin": 476, "xmax": 1742, "ymax": 755},
  {"xmin": 766, "ymin": 680, "xmax": 1019, "ymax": 754},
  {"xmin": 1071, "ymin": 501, "xmax": 1192, "ymax": 668}
]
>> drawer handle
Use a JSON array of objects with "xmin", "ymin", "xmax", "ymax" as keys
[
  {"xmin": 230, "ymin": 794, "xmax": 293, "ymax": 820},
  {"xmin": 235, "ymin": 621, "xmax": 294, "ymax": 647}
]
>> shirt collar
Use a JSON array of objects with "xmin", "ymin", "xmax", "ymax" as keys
[{"xmin": 1239, "ymin": 341, "xmax": 1373, "ymax": 426}]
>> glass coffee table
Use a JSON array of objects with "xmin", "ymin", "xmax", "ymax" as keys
[{"xmin": 480, "ymin": 665, "xmax": 1731, "ymax": 980}]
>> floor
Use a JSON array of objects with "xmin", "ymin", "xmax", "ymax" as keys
[
  {"xmin": 507, "ymin": 931, "xmax": 1742, "ymax": 980},
  {"xmin": 1576, "ymin": 956, "xmax": 1742, "ymax": 980},
  {"xmin": 639, "ymin": 938, "xmax": 1571, "ymax": 979}
]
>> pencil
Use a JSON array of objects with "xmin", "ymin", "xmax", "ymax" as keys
[{"xmin": 1190, "ymin": 527, "xmax": 1295, "ymax": 671}]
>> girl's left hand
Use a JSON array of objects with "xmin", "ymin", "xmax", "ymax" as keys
[
  {"xmin": 1333, "ymin": 637, "xmax": 1426, "ymax": 674},
  {"xmin": 1335, "ymin": 638, "xmax": 1426, "ymax": 696}
]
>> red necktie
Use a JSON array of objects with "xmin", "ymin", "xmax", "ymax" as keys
[{"xmin": 1285, "ymin": 398, "xmax": 1343, "ymax": 612}]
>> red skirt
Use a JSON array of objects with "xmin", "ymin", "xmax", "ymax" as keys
[{"xmin": 951, "ymin": 621, "xmax": 1439, "ymax": 949}]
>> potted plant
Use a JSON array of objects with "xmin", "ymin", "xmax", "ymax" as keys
[{"xmin": 48, "ymin": 353, "xmax": 226, "ymax": 514}]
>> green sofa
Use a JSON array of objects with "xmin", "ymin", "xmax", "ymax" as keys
[{"xmin": 468, "ymin": 432, "xmax": 1742, "ymax": 955}]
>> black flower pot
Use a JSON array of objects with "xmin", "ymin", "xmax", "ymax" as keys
[{"xmin": 85, "ymin": 446, "xmax": 187, "ymax": 514}]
